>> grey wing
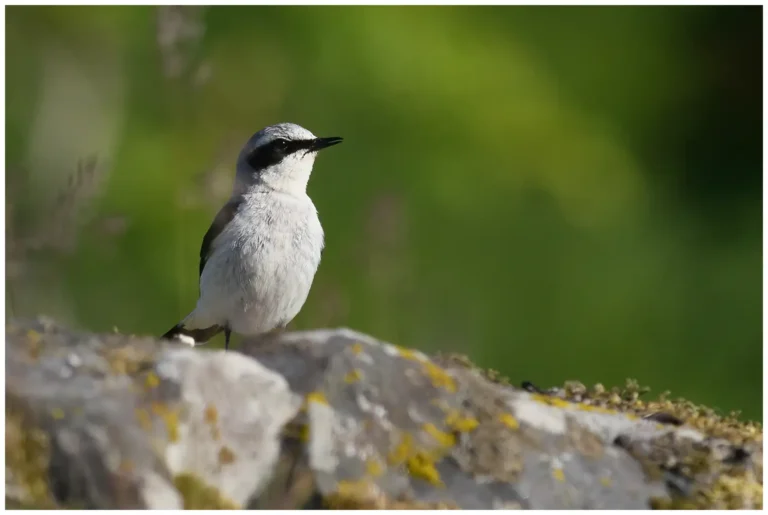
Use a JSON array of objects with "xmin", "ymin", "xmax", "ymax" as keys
[{"xmin": 199, "ymin": 199, "xmax": 242, "ymax": 279}]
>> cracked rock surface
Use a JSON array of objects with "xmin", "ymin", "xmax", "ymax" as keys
[{"xmin": 6, "ymin": 318, "xmax": 762, "ymax": 509}]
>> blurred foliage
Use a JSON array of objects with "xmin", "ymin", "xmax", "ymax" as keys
[{"xmin": 6, "ymin": 6, "xmax": 761, "ymax": 418}]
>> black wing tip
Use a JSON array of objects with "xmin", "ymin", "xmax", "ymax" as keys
[
  {"xmin": 161, "ymin": 323, "xmax": 224, "ymax": 344},
  {"xmin": 162, "ymin": 324, "xmax": 184, "ymax": 340}
]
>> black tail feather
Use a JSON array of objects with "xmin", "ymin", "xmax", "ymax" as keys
[{"xmin": 162, "ymin": 323, "xmax": 224, "ymax": 345}]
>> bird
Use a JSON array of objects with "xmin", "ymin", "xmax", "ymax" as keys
[{"xmin": 162, "ymin": 122, "xmax": 343, "ymax": 350}]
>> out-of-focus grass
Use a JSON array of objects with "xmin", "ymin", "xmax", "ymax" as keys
[{"xmin": 5, "ymin": 6, "xmax": 761, "ymax": 419}]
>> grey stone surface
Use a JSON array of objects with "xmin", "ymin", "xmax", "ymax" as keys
[
  {"xmin": 6, "ymin": 318, "xmax": 763, "ymax": 509},
  {"xmin": 6, "ymin": 318, "xmax": 300, "ymax": 509}
]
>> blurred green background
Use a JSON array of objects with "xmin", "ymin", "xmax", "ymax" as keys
[{"xmin": 6, "ymin": 6, "xmax": 762, "ymax": 418}]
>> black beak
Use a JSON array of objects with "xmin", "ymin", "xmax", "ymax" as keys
[{"xmin": 311, "ymin": 137, "xmax": 343, "ymax": 151}]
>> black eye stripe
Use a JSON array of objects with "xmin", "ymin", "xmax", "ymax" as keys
[
  {"xmin": 245, "ymin": 138, "xmax": 314, "ymax": 170},
  {"xmin": 284, "ymin": 139, "xmax": 314, "ymax": 153}
]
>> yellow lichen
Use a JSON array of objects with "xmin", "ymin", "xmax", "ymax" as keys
[
  {"xmin": 394, "ymin": 345, "xmax": 423, "ymax": 361},
  {"xmin": 218, "ymin": 446, "xmax": 236, "ymax": 465},
  {"xmin": 651, "ymin": 471, "xmax": 763, "ymax": 510},
  {"xmin": 422, "ymin": 423, "xmax": 456, "ymax": 447},
  {"xmin": 422, "ymin": 362, "xmax": 456, "ymax": 392},
  {"xmin": 445, "ymin": 411, "xmax": 479, "ymax": 433},
  {"xmin": 406, "ymin": 452, "xmax": 443, "ymax": 486},
  {"xmin": 387, "ymin": 433, "xmax": 413, "ymax": 465},
  {"xmin": 334, "ymin": 478, "xmax": 379, "ymax": 502},
  {"xmin": 50, "ymin": 408, "xmax": 65, "ymax": 420},
  {"xmin": 299, "ymin": 424, "xmax": 310, "ymax": 442},
  {"xmin": 344, "ymin": 369, "xmax": 363, "ymax": 384},
  {"xmin": 531, "ymin": 393, "xmax": 571, "ymax": 409},
  {"xmin": 26, "ymin": 330, "xmax": 41, "ymax": 359},
  {"xmin": 307, "ymin": 391, "xmax": 329, "ymax": 406},
  {"xmin": 576, "ymin": 404, "xmax": 617, "ymax": 415},
  {"xmin": 164, "ymin": 415, "xmax": 179, "ymax": 442},
  {"xmin": 326, "ymin": 470, "xmax": 459, "ymax": 508},
  {"xmin": 110, "ymin": 360, "xmax": 127, "ymax": 375},
  {"xmin": 351, "ymin": 343, "xmax": 364, "ymax": 355},
  {"xmin": 325, "ymin": 479, "xmax": 457, "ymax": 510},
  {"xmin": 173, "ymin": 473, "xmax": 240, "ymax": 509},
  {"xmin": 600, "ymin": 476, "xmax": 612, "ymax": 487},
  {"xmin": 708, "ymin": 473, "xmax": 763, "ymax": 509},
  {"xmin": 144, "ymin": 372, "xmax": 160, "ymax": 389},
  {"xmin": 204, "ymin": 404, "xmax": 218, "ymax": 425},
  {"xmin": 105, "ymin": 347, "xmax": 152, "ymax": 376},
  {"xmin": 5, "ymin": 409, "xmax": 55, "ymax": 508},
  {"xmin": 134, "ymin": 408, "xmax": 153, "ymax": 431},
  {"xmin": 326, "ymin": 482, "xmax": 458, "ymax": 510},
  {"xmin": 430, "ymin": 398, "xmax": 451, "ymax": 412},
  {"xmin": 118, "ymin": 459, "xmax": 136, "ymax": 474},
  {"xmin": 499, "ymin": 413, "xmax": 520, "ymax": 430},
  {"xmin": 151, "ymin": 402, "xmax": 180, "ymax": 442},
  {"xmin": 562, "ymin": 380, "xmax": 762, "ymax": 445},
  {"xmin": 365, "ymin": 458, "xmax": 384, "ymax": 477},
  {"xmin": 552, "ymin": 467, "xmax": 565, "ymax": 482}
]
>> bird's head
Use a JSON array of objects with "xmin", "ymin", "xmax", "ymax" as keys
[{"xmin": 235, "ymin": 122, "xmax": 342, "ymax": 195}]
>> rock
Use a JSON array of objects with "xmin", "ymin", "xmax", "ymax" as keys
[
  {"xmin": 5, "ymin": 318, "xmax": 763, "ymax": 509},
  {"xmin": 6, "ymin": 318, "xmax": 300, "ymax": 509}
]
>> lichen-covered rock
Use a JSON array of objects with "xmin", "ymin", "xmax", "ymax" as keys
[
  {"xmin": 6, "ymin": 318, "xmax": 300, "ymax": 509},
  {"xmin": 5, "ymin": 318, "xmax": 762, "ymax": 509}
]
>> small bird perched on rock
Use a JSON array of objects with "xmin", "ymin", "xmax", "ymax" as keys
[{"xmin": 162, "ymin": 122, "xmax": 343, "ymax": 349}]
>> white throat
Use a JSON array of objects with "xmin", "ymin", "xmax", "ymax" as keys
[{"xmin": 234, "ymin": 153, "xmax": 317, "ymax": 197}]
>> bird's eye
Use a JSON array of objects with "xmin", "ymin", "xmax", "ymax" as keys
[{"xmin": 274, "ymin": 139, "xmax": 288, "ymax": 150}]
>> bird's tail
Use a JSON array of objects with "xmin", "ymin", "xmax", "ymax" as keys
[{"xmin": 162, "ymin": 322, "xmax": 224, "ymax": 346}]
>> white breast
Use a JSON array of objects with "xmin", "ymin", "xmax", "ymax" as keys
[{"xmin": 196, "ymin": 190, "xmax": 324, "ymax": 335}]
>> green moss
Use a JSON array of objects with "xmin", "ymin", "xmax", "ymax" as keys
[
  {"xmin": 651, "ymin": 472, "xmax": 763, "ymax": 510},
  {"xmin": 556, "ymin": 380, "xmax": 763, "ymax": 510},
  {"xmin": 173, "ymin": 473, "xmax": 240, "ymax": 509},
  {"xmin": 5, "ymin": 408, "xmax": 56, "ymax": 508},
  {"xmin": 434, "ymin": 352, "xmax": 511, "ymax": 387},
  {"xmin": 559, "ymin": 379, "xmax": 762, "ymax": 444},
  {"xmin": 324, "ymin": 478, "xmax": 459, "ymax": 509},
  {"xmin": 436, "ymin": 354, "xmax": 763, "ymax": 509}
]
